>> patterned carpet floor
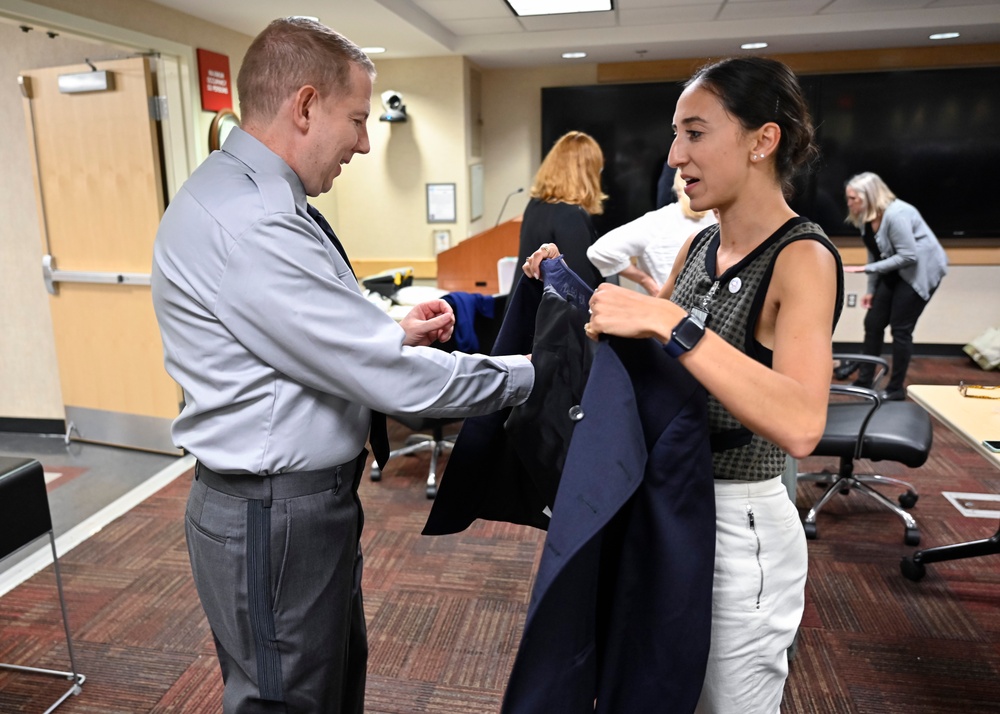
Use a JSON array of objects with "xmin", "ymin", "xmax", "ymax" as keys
[{"xmin": 1, "ymin": 356, "xmax": 999, "ymax": 713}]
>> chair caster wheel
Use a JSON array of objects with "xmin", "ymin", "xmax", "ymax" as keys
[
  {"xmin": 803, "ymin": 522, "xmax": 818, "ymax": 539},
  {"xmin": 370, "ymin": 465, "xmax": 382, "ymax": 482},
  {"xmin": 900, "ymin": 556, "xmax": 926, "ymax": 581},
  {"xmin": 426, "ymin": 485, "xmax": 436, "ymax": 499},
  {"xmin": 904, "ymin": 528, "xmax": 920, "ymax": 546},
  {"xmin": 898, "ymin": 491, "xmax": 918, "ymax": 509}
]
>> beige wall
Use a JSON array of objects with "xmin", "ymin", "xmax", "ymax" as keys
[
  {"xmin": 334, "ymin": 55, "xmax": 469, "ymax": 273},
  {"xmin": 337, "ymin": 60, "xmax": 602, "ymax": 276},
  {"xmin": 478, "ymin": 64, "xmax": 598, "ymax": 236},
  {"xmin": 835, "ymin": 266, "xmax": 997, "ymax": 345}
]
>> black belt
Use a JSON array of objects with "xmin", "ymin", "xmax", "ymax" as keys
[{"xmin": 195, "ymin": 451, "xmax": 364, "ymax": 506}]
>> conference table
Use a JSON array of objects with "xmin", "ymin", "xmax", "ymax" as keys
[{"xmin": 900, "ymin": 384, "xmax": 1000, "ymax": 580}]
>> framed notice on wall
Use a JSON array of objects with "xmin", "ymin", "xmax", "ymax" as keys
[{"xmin": 426, "ymin": 183, "xmax": 456, "ymax": 223}]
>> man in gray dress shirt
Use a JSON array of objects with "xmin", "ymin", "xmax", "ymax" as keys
[{"xmin": 151, "ymin": 18, "xmax": 532, "ymax": 714}]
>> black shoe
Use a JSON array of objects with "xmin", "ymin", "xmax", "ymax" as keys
[
  {"xmin": 833, "ymin": 360, "xmax": 859, "ymax": 380},
  {"xmin": 879, "ymin": 389, "xmax": 906, "ymax": 402},
  {"xmin": 851, "ymin": 378, "xmax": 874, "ymax": 389}
]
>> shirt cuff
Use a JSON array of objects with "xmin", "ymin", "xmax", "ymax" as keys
[{"xmin": 495, "ymin": 354, "xmax": 534, "ymax": 406}]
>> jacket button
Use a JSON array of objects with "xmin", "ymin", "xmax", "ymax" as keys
[{"xmin": 568, "ymin": 405, "xmax": 585, "ymax": 421}]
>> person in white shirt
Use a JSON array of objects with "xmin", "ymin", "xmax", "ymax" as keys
[{"xmin": 587, "ymin": 170, "xmax": 717, "ymax": 295}]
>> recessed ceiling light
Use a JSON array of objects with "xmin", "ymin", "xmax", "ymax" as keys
[
  {"xmin": 741, "ymin": 42, "xmax": 769, "ymax": 50},
  {"xmin": 507, "ymin": 1, "xmax": 612, "ymax": 17},
  {"xmin": 929, "ymin": 32, "xmax": 960, "ymax": 41},
  {"xmin": 562, "ymin": 52, "xmax": 588, "ymax": 59},
  {"xmin": 361, "ymin": 46, "xmax": 386, "ymax": 55}
]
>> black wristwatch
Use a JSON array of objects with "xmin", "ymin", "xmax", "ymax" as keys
[{"xmin": 664, "ymin": 313, "xmax": 706, "ymax": 358}]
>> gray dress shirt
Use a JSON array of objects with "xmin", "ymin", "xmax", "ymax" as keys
[{"xmin": 151, "ymin": 128, "xmax": 533, "ymax": 474}]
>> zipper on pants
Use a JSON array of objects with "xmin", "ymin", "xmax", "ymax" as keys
[{"xmin": 747, "ymin": 505, "xmax": 763, "ymax": 609}]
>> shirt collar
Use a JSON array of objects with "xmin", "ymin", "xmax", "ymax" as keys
[{"xmin": 220, "ymin": 127, "xmax": 309, "ymax": 210}]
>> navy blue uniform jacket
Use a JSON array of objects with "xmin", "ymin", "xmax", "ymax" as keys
[
  {"xmin": 502, "ymin": 335, "xmax": 715, "ymax": 714},
  {"xmin": 425, "ymin": 262, "xmax": 716, "ymax": 713}
]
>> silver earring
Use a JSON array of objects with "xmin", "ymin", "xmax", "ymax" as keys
[
  {"xmin": 752, "ymin": 154, "xmax": 758, "ymax": 160},
  {"xmin": 760, "ymin": 152, "xmax": 766, "ymax": 158}
]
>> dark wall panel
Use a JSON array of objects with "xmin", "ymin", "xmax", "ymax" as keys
[{"xmin": 543, "ymin": 66, "xmax": 1000, "ymax": 238}]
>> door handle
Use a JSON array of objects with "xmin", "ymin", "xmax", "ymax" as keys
[{"xmin": 42, "ymin": 254, "xmax": 150, "ymax": 295}]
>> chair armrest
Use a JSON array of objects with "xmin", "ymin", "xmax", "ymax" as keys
[
  {"xmin": 828, "ymin": 382, "xmax": 883, "ymax": 460},
  {"xmin": 833, "ymin": 353, "xmax": 890, "ymax": 388},
  {"xmin": 829, "ymin": 383, "xmax": 881, "ymax": 404}
]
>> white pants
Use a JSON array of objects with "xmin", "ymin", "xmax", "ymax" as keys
[{"xmin": 695, "ymin": 476, "xmax": 807, "ymax": 714}]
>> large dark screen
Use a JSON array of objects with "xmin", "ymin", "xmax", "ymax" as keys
[{"xmin": 542, "ymin": 66, "xmax": 1000, "ymax": 238}]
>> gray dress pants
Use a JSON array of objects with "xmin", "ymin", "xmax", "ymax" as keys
[{"xmin": 185, "ymin": 456, "xmax": 368, "ymax": 713}]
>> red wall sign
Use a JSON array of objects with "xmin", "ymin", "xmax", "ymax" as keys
[{"xmin": 197, "ymin": 49, "xmax": 233, "ymax": 112}]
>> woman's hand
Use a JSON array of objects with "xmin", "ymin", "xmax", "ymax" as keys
[
  {"xmin": 843, "ymin": 265, "xmax": 866, "ymax": 274},
  {"xmin": 585, "ymin": 283, "xmax": 681, "ymax": 342},
  {"xmin": 861, "ymin": 293, "xmax": 873, "ymax": 309},
  {"xmin": 618, "ymin": 264, "xmax": 660, "ymax": 296},
  {"xmin": 522, "ymin": 243, "xmax": 560, "ymax": 279}
]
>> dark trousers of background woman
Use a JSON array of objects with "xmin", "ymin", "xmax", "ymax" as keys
[{"xmin": 856, "ymin": 274, "xmax": 932, "ymax": 397}]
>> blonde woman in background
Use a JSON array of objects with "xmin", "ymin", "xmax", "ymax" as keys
[
  {"xmin": 587, "ymin": 170, "xmax": 718, "ymax": 295},
  {"xmin": 516, "ymin": 131, "xmax": 608, "ymax": 289},
  {"xmin": 844, "ymin": 171, "xmax": 947, "ymax": 400}
]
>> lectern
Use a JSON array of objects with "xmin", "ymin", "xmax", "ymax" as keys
[{"xmin": 436, "ymin": 217, "xmax": 521, "ymax": 294}]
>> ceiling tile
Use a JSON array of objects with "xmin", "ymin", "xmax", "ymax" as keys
[
  {"xmin": 517, "ymin": 11, "xmax": 619, "ymax": 31},
  {"xmin": 439, "ymin": 17, "xmax": 525, "ymax": 35},
  {"xmin": 821, "ymin": 0, "xmax": 936, "ymax": 12},
  {"xmin": 413, "ymin": 0, "xmax": 511, "ymax": 21},
  {"xmin": 720, "ymin": 0, "xmax": 830, "ymax": 20},
  {"xmin": 619, "ymin": 5, "xmax": 720, "ymax": 25},
  {"xmin": 620, "ymin": 0, "xmax": 720, "ymax": 7}
]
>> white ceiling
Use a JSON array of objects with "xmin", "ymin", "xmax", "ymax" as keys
[{"xmin": 148, "ymin": 0, "xmax": 1000, "ymax": 68}]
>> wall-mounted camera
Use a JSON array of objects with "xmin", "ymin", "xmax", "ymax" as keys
[{"xmin": 379, "ymin": 90, "xmax": 407, "ymax": 122}]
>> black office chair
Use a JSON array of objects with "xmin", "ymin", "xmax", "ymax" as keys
[
  {"xmin": 0, "ymin": 456, "xmax": 86, "ymax": 712},
  {"xmin": 370, "ymin": 416, "xmax": 457, "ymax": 499},
  {"xmin": 370, "ymin": 293, "xmax": 506, "ymax": 499},
  {"xmin": 901, "ymin": 521, "xmax": 1000, "ymax": 581},
  {"xmin": 798, "ymin": 354, "xmax": 932, "ymax": 545}
]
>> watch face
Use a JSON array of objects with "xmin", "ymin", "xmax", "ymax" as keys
[{"xmin": 674, "ymin": 316, "xmax": 705, "ymax": 350}]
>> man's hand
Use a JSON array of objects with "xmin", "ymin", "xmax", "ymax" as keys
[{"xmin": 400, "ymin": 299, "xmax": 456, "ymax": 347}]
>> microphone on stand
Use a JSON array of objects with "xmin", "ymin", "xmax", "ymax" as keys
[{"xmin": 495, "ymin": 187, "xmax": 525, "ymax": 227}]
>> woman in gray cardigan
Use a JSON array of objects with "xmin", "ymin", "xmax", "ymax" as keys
[{"xmin": 844, "ymin": 172, "xmax": 948, "ymax": 400}]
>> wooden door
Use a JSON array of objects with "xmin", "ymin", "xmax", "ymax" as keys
[{"xmin": 20, "ymin": 56, "xmax": 182, "ymax": 455}]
